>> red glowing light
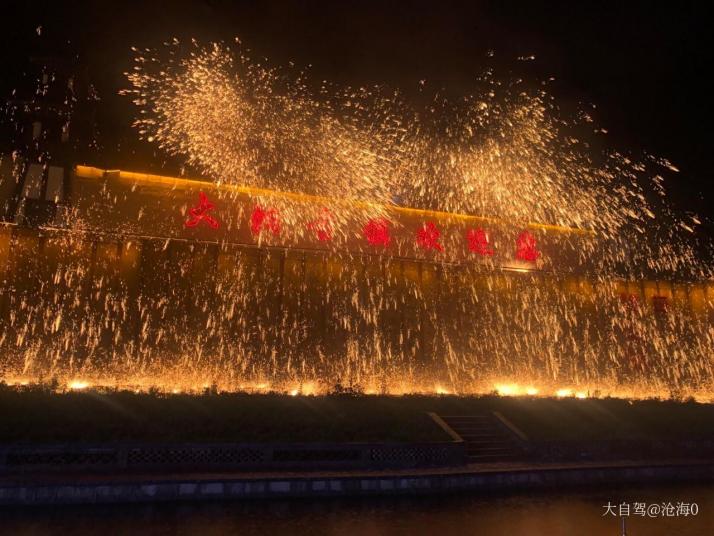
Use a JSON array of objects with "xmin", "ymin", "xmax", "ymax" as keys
[
  {"xmin": 652, "ymin": 296, "xmax": 669, "ymax": 314},
  {"xmin": 416, "ymin": 222, "xmax": 444, "ymax": 252},
  {"xmin": 307, "ymin": 208, "xmax": 334, "ymax": 242},
  {"xmin": 466, "ymin": 228, "xmax": 494, "ymax": 256},
  {"xmin": 185, "ymin": 192, "xmax": 220, "ymax": 229},
  {"xmin": 620, "ymin": 293, "xmax": 640, "ymax": 309},
  {"xmin": 250, "ymin": 206, "xmax": 281, "ymax": 237},
  {"xmin": 515, "ymin": 230, "xmax": 540, "ymax": 262},
  {"xmin": 363, "ymin": 218, "xmax": 391, "ymax": 247}
]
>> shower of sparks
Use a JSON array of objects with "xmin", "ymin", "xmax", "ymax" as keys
[
  {"xmin": 307, "ymin": 208, "xmax": 334, "ymax": 242},
  {"xmin": 121, "ymin": 41, "xmax": 705, "ymax": 277},
  {"xmin": 1, "ymin": 39, "xmax": 713, "ymax": 400}
]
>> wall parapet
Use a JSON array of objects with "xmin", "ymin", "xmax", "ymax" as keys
[{"xmin": 0, "ymin": 440, "xmax": 467, "ymax": 474}]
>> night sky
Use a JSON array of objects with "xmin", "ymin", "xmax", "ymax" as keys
[{"xmin": 1, "ymin": 1, "xmax": 712, "ymax": 223}]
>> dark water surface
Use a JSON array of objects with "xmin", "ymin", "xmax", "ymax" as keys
[{"xmin": 2, "ymin": 483, "xmax": 712, "ymax": 535}]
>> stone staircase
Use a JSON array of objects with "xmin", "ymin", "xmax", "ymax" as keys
[{"xmin": 438, "ymin": 414, "xmax": 524, "ymax": 463}]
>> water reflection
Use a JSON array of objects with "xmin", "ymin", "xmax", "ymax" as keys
[{"xmin": 3, "ymin": 483, "xmax": 713, "ymax": 535}]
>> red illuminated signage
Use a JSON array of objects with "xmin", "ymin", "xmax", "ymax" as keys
[
  {"xmin": 185, "ymin": 192, "xmax": 220, "ymax": 230},
  {"xmin": 515, "ymin": 230, "xmax": 540, "ymax": 262},
  {"xmin": 307, "ymin": 208, "xmax": 334, "ymax": 242},
  {"xmin": 250, "ymin": 206, "xmax": 281, "ymax": 237},
  {"xmin": 363, "ymin": 218, "xmax": 391, "ymax": 247},
  {"xmin": 416, "ymin": 222, "xmax": 444, "ymax": 252},
  {"xmin": 466, "ymin": 228, "xmax": 494, "ymax": 257},
  {"xmin": 181, "ymin": 195, "xmax": 548, "ymax": 266}
]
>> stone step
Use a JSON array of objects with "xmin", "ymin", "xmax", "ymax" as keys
[
  {"xmin": 461, "ymin": 437, "xmax": 511, "ymax": 444},
  {"xmin": 463, "ymin": 438, "xmax": 505, "ymax": 444},
  {"xmin": 443, "ymin": 421, "xmax": 492, "ymax": 427},
  {"xmin": 468, "ymin": 453, "xmax": 518, "ymax": 462},
  {"xmin": 438, "ymin": 412, "xmax": 524, "ymax": 463},
  {"xmin": 458, "ymin": 432, "xmax": 502, "ymax": 438},
  {"xmin": 445, "ymin": 418, "xmax": 492, "ymax": 422},
  {"xmin": 443, "ymin": 421, "xmax": 492, "ymax": 426},
  {"xmin": 467, "ymin": 446, "xmax": 515, "ymax": 453},
  {"xmin": 466, "ymin": 445, "xmax": 514, "ymax": 452},
  {"xmin": 447, "ymin": 426, "xmax": 498, "ymax": 432},
  {"xmin": 441, "ymin": 415, "xmax": 491, "ymax": 419},
  {"xmin": 458, "ymin": 432, "xmax": 505, "ymax": 438}
]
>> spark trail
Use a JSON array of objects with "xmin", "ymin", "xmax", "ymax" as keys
[{"xmin": 0, "ymin": 40, "xmax": 711, "ymax": 400}]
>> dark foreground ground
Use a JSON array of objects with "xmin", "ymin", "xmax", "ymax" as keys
[{"xmin": 1, "ymin": 385, "xmax": 713, "ymax": 444}]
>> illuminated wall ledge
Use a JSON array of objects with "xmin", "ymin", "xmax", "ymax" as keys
[
  {"xmin": 1, "ymin": 223, "xmax": 709, "ymax": 297},
  {"xmin": 0, "ymin": 221, "xmax": 554, "ymax": 272},
  {"xmin": 74, "ymin": 165, "xmax": 592, "ymax": 236}
]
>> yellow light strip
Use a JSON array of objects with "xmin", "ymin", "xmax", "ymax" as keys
[{"xmin": 74, "ymin": 165, "xmax": 590, "ymax": 234}]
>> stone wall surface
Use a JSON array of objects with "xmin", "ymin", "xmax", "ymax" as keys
[{"xmin": 1, "ymin": 461, "xmax": 712, "ymax": 505}]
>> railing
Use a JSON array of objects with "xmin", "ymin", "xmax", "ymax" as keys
[{"xmin": 0, "ymin": 441, "xmax": 467, "ymax": 474}]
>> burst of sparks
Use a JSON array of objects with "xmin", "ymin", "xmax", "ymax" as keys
[{"xmin": 0, "ymin": 40, "xmax": 713, "ymax": 401}]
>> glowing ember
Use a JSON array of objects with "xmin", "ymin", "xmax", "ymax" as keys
[{"xmin": 495, "ymin": 384, "xmax": 519, "ymax": 396}]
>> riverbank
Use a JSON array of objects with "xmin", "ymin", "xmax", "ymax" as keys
[
  {"xmin": 1, "ymin": 459, "xmax": 712, "ymax": 505},
  {"xmin": 3, "ymin": 390, "xmax": 713, "ymax": 505},
  {"xmin": 2, "ymin": 388, "xmax": 713, "ymax": 444}
]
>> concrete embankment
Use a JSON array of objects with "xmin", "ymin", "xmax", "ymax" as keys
[{"xmin": 1, "ymin": 460, "xmax": 712, "ymax": 505}]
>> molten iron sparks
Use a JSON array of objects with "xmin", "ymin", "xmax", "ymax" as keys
[{"xmin": 0, "ymin": 40, "xmax": 712, "ymax": 401}]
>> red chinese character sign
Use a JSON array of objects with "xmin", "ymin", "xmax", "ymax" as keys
[
  {"xmin": 466, "ymin": 228, "xmax": 494, "ymax": 257},
  {"xmin": 515, "ymin": 230, "xmax": 540, "ymax": 262},
  {"xmin": 181, "ymin": 193, "xmax": 552, "ymax": 266},
  {"xmin": 363, "ymin": 218, "xmax": 391, "ymax": 247},
  {"xmin": 185, "ymin": 192, "xmax": 220, "ymax": 229},
  {"xmin": 416, "ymin": 222, "xmax": 444, "ymax": 252},
  {"xmin": 250, "ymin": 206, "xmax": 281, "ymax": 237},
  {"xmin": 307, "ymin": 208, "xmax": 334, "ymax": 242}
]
